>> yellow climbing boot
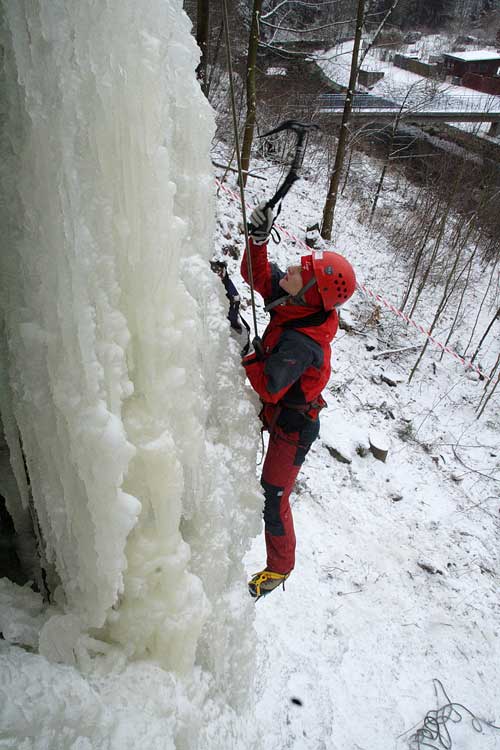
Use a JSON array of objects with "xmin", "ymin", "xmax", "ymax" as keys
[{"xmin": 248, "ymin": 569, "xmax": 290, "ymax": 601}]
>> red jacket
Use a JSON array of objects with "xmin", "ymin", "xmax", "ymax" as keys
[{"xmin": 241, "ymin": 238, "xmax": 338, "ymax": 406}]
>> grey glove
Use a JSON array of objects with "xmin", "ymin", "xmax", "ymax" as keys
[{"xmin": 248, "ymin": 202, "xmax": 274, "ymax": 245}]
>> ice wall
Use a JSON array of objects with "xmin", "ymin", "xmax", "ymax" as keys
[{"xmin": 0, "ymin": 0, "xmax": 262, "ymax": 732}]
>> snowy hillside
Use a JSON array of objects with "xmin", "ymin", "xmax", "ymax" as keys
[
  {"xmin": 317, "ymin": 37, "xmax": 500, "ymax": 137},
  {"xmin": 214, "ymin": 152, "xmax": 500, "ymax": 749},
  {"xmin": 0, "ymin": 2, "xmax": 499, "ymax": 750}
]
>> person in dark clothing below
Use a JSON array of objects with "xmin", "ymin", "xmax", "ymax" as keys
[{"xmin": 242, "ymin": 203, "xmax": 356, "ymax": 600}]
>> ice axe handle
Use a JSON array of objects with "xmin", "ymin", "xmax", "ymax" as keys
[
  {"xmin": 252, "ymin": 336, "xmax": 265, "ymax": 360},
  {"xmin": 246, "ymin": 201, "xmax": 274, "ymax": 236},
  {"xmin": 247, "ymin": 121, "xmax": 318, "ymax": 234},
  {"xmin": 247, "ymin": 177, "xmax": 298, "ymax": 234}
]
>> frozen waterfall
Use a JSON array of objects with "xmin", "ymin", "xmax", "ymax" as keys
[{"xmin": 0, "ymin": 0, "xmax": 262, "ymax": 745}]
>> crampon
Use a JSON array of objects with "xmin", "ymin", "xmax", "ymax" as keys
[{"xmin": 248, "ymin": 569, "xmax": 290, "ymax": 601}]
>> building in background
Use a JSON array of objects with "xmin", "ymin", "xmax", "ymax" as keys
[{"xmin": 442, "ymin": 49, "xmax": 500, "ymax": 94}]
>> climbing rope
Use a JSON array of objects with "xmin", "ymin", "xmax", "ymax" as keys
[
  {"xmin": 406, "ymin": 679, "xmax": 500, "ymax": 749},
  {"xmin": 216, "ymin": 177, "xmax": 495, "ymax": 384},
  {"xmin": 221, "ymin": 0, "xmax": 259, "ymax": 341}
]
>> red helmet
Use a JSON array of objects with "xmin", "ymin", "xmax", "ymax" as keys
[{"xmin": 311, "ymin": 250, "xmax": 356, "ymax": 310}]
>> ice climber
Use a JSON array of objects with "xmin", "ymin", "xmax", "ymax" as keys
[{"xmin": 242, "ymin": 203, "xmax": 356, "ymax": 600}]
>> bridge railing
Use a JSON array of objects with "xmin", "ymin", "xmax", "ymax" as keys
[
  {"xmin": 317, "ymin": 92, "xmax": 500, "ymax": 114},
  {"xmin": 409, "ymin": 93, "xmax": 500, "ymax": 113}
]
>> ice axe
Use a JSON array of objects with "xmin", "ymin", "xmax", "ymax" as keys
[
  {"xmin": 247, "ymin": 120, "xmax": 319, "ymax": 232},
  {"xmin": 247, "ymin": 120, "xmax": 319, "ymax": 359}
]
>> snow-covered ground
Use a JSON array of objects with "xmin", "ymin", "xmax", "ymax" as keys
[
  {"xmin": 214, "ymin": 145, "xmax": 500, "ymax": 749},
  {"xmin": 316, "ymin": 37, "xmax": 500, "ymax": 137},
  {"xmin": 1, "ymin": 6, "xmax": 499, "ymax": 749}
]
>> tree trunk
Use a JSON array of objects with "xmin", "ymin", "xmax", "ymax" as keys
[
  {"xmin": 400, "ymin": 199, "xmax": 440, "ymax": 312},
  {"xmin": 206, "ymin": 20, "xmax": 223, "ymax": 99},
  {"xmin": 195, "ymin": 0, "xmax": 210, "ymax": 96},
  {"xmin": 341, "ymin": 146, "xmax": 353, "ymax": 196},
  {"xmin": 408, "ymin": 205, "xmax": 448, "ymax": 318},
  {"xmin": 320, "ymin": 0, "xmax": 365, "ymax": 240},
  {"xmin": 463, "ymin": 253, "xmax": 498, "ymax": 357},
  {"xmin": 370, "ymin": 84, "xmax": 412, "ymax": 223},
  {"xmin": 470, "ymin": 306, "xmax": 500, "ymax": 364},
  {"xmin": 439, "ymin": 249, "xmax": 476, "ymax": 361},
  {"xmin": 240, "ymin": 0, "xmax": 263, "ymax": 187},
  {"xmin": 408, "ymin": 236, "xmax": 464, "ymax": 383},
  {"xmin": 477, "ymin": 353, "xmax": 500, "ymax": 418}
]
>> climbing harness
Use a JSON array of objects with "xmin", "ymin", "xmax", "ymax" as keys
[
  {"xmin": 257, "ymin": 393, "xmax": 326, "ymax": 464},
  {"xmin": 281, "ymin": 395, "xmax": 327, "ymax": 422}
]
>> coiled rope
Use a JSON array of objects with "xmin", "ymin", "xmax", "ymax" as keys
[{"xmin": 405, "ymin": 679, "xmax": 500, "ymax": 749}]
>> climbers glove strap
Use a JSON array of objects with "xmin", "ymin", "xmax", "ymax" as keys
[
  {"xmin": 241, "ymin": 337, "xmax": 264, "ymax": 366},
  {"xmin": 252, "ymin": 336, "xmax": 265, "ymax": 360},
  {"xmin": 248, "ymin": 202, "xmax": 274, "ymax": 245}
]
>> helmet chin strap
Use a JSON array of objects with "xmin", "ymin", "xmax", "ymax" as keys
[{"xmin": 264, "ymin": 276, "xmax": 318, "ymax": 312}]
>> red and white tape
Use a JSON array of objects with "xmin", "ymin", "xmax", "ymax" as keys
[{"xmin": 215, "ymin": 178, "xmax": 492, "ymax": 383}]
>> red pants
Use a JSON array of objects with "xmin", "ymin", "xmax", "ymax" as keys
[{"xmin": 261, "ymin": 418, "xmax": 319, "ymax": 574}]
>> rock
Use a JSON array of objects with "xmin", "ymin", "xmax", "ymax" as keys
[
  {"xmin": 369, "ymin": 430, "xmax": 390, "ymax": 462},
  {"xmin": 378, "ymin": 400, "xmax": 394, "ymax": 420},
  {"xmin": 396, "ymin": 420, "xmax": 413, "ymax": 442},
  {"xmin": 454, "ymin": 35, "xmax": 477, "ymax": 45},
  {"xmin": 404, "ymin": 31, "xmax": 421, "ymax": 43},
  {"xmin": 391, "ymin": 493, "xmax": 403, "ymax": 502},
  {"xmin": 417, "ymin": 561, "xmax": 443, "ymax": 575},
  {"xmin": 305, "ymin": 223, "xmax": 321, "ymax": 248},
  {"xmin": 338, "ymin": 310, "xmax": 355, "ymax": 332},
  {"xmin": 326, "ymin": 445, "xmax": 352, "ymax": 465},
  {"xmin": 381, "ymin": 371, "xmax": 403, "ymax": 387},
  {"xmin": 465, "ymin": 370, "xmax": 480, "ymax": 382}
]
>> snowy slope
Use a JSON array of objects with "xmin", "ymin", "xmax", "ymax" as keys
[
  {"xmin": 316, "ymin": 38, "xmax": 500, "ymax": 138},
  {"xmin": 214, "ymin": 148, "xmax": 500, "ymax": 750},
  {"xmin": 0, "ymin": 6, "xmax": 499, "ymax": 750}
]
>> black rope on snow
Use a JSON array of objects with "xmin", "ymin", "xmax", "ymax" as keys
[{"xmin": 406, "ymin": 679, "xmax": 500, "ymax": 750}]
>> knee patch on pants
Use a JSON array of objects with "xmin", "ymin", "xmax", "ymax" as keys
[
  {"xmin": 261, "ymin": 478, "xmax": 285, "ymax": 536},
  {"xmin": 293, "ymin": 418, "xmax": 320, "ymax": 466}
]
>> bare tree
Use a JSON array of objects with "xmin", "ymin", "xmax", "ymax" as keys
[
  {"xmin": 439, "ymin": 247, "xmax": 477, "ymax": 360},
  {"xmin": 320, "ymin": 0, "xmax": 400, "ymax": 238},
  {"xmin": 399, "ymin": 196, "xmax": 442, "ymax": 311},
  {"xmin": 470, "ymin": 306, "xmax": 500, "ymax": 364},
  {"xmin": 463, "ymin": 252, "xmax": 499, "ymax": 357},
  {"xmin": 477, "ymin": 352, "xmax": 500, "ymax": 418},
  {"xmin": 240, "ymin": 0, "xmax": 263, "ymax": 187},
  {"xmin": 369, "ymin": 78, "xmax": 439, "ymax": 222},
  {"xmin": 408, "ymin": 230, "xmax": 465, "ymax": 383},
  {"xmin": 320, "ymin": 0, "xmax": 365, "ymax": 240}
]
